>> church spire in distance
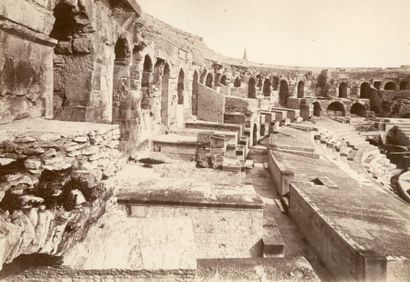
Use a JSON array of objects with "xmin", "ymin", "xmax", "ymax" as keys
[{"xmin": 243, "ymin": 48, "xmax": 248, "ymax": 61}]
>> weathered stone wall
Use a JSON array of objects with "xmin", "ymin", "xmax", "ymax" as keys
[
  {"xmin": 267, "ymin": 150, "xmax": 294, "ymax": 196},
  {"xmin": 0, "ymin": 120, "xmax": 127, "ymax": 270},
  {"xmin": 0, "ymin": 0, "xmax": 56, "ymax": 124},
  {"xmin": 127, "ymin": 205, "xmax": 263, "ymax": 259},
  {"xmin": 197, "ymin": 84, "xmax": 225, "ymax": 123}
]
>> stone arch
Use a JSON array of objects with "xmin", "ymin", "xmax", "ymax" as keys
[
  {"xmin": 313, "ymin": 102, "xmax": 322, "ymax": 117},
  {"xmin": 384, "ymin": 81, "xmax": 396, "ymax": 90},
  {"xmin": 177, "ymin": 69, "xmax": 185, "ymax": 105},
  {"xmin": 50, "ymin": 0, "xmax": 92, "ymax": 41},
  {"xmin": 161, "ymin": 63, "xmax": 170, "ymax": 125},
  {"xmin": 350, "ymin": 103, "xmax": 366, "ymax": 117},
  {"xmin": 263, "ymin": 79, "xmax": 271, "ymax": 96},
  {"xmin": 360, "ymin": 82, "xmax": 372, "ymax": 99},
  {"xmin": 141, "ymin": 54, "xmax": 153, "ymax": 87},
  {"xmin": 339, "ymin": 82, "xmax": 348, "ymax": 98},
  {"xmin": 279, "ymin": 80, "xmax": 289, "ymax": 107},
  {"xmin": 220, "ymin": 75, "xmax": 227, "ymax": 86},
  {"xmin": 400, "ymin": 81, "xmax": 409, "ymax": 90},
  {"xmin": 200, "ymin": 70, "xmax": 207, "ymax": 84},
  {"xmin": 234, "ymin": 77, "xmax": 241, "ymax": 87},
  {"xmin": 192, "ymin": 70, "xmax": 199, "ymax": 116},
  {"xmin": 252, "ymin": 124, "xmax": 258, "ymax": 145},
  {"xmin": 153, "ymin": 59, "xmax": 164, "ymax": 86},
  {"xmin": 260, "ymin": 120, "xmax": 266, "ymax": 136},
  {"xmin": 205, "ymin": 73, "xmax": 213, "ymax": 88},
  {"xmin": 297, "ymin": 81, "xmax": 305, "ymax": 98},
  {"xmin": 114, "ymin": 36, "xmax": 131, "ymax": 64},
  {"xmin": 112, "ymin": 37, "xmax": 132, "ymax": 124},
  {"xmin": 327, "ymin": 102, "xmax": 345, "ymax": 116},
  {"xmin": 248, "ymin": 77, "xmax": 256, "ymax": 98}
]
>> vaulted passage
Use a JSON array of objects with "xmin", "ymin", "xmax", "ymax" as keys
[
  {"xmin": 248, "ymin": 78, "xmax": 256, "ymax": 98},
  {"xmin": 112, "ymin": 36, "xmax": 131, "ymax": 124},
  {"xmin": 360, "ymin": 82, "xmax": 371, "ymax": 99},
  {"xmin": 161, "ymin": 63, "xmax": 170, "ymax": 125},
  {"xmin": 192, "ymin": 71, "xmax": 199, "ymax": 116},
  {"xmin": 263, "ymin": 79, "xmax": 271, "ymax": 96},
  {"xmin": 279, "ymin": 80, "xmax": 288, "ymax": 106},
  {"xmin": 313, "ymin": 102, "xmax": 322, "ymax": 116},
  {"xmin": 297, "ymin": 81, "xmax": 305, "ymax": 98},
  {"xmin": 234, "ymin": 77, "xmax": 241, "ymax": 87},
  {"xmin": 177, "ymin": 69, "xmax": 185, "ymax": 105},
  {"xmin": 350, "ymin": 103, "xmax": 366, "ymax": 117},
  {"xmin": 384, "ymin": 82, "xmax": 396, "ymax": 90},
  {"xmin": 338, "ymin": 82, "xmax": 348, "ymax": 98},
  {"xmin": 327, "ymin": 102, "xmax": 345, "ymax": 116},
  {"xmin": 140, "ymin": 55, "xmax": 153, "ymax": 110},
  {"xmin": 220, "ymin": 75, "xmax": 227, "ymax": 86},
  {"xmin": 205, "ymin": 73, "xmax": 213, "ymax": 88}
]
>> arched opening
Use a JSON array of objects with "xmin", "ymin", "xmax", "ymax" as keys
[
  {"xmin": 200, "ymin": 70, "xmax": 207, "ymax": 84},
  {"xmin": 313, "ymin": 102, "xmax": 322, "ymax": 117},
  {"xmin": 279, "ymin": 80, "xmax": 288, "ymax": 107},
  {"xmin": 360, "ymin": 82, "xmax": 371, "ymax": 99},
  {"xmin": 338, "ymin": 82, "xmax": 348, "ymax": 98},
  {"xmin": 114, "ymin": 36, "xmax": 131, "ymax": 64},
  {"xmin": 400, "ymin": 81, "xmax": 409, "ymax": 90},
  {"xmin": 248, "ymin": 78, "xmax": 256, "ymax": 98},
  {"xmin": 141, "ymin": 55, "xmax": 153, "ymax": 87},
  {"xmin": 260, "ymin": 122, "xmax": 265, "ymax": 137},
  {"xmin": 161, "ymin": 63, "xmax": 170, "ymax": 125},
  {"xmin": 384, "ymin": 82, "xmax": 396, "ymax": 90},
  {"xmin": 263, "ymin": 79, "xmax": 271, "ymax": 96},
  {"xmin": 234, "ymin": 77, "xmax": 241, "ymax": 87},
  {"xmin": 252, "ymin": 124, "xmax": 258, "ymax": 146},
  {"xmin": 50, "ymin": 1, "xmax": 91, "ymax": 41},
  {"xmin": 177, "ymin": 69, "xmax": 185, "ymax": 105},
  {"xmin": 192, "ymin": 71, "xmax": 199, "ymax": 116},
  {"xmin": 220, "ymin": 75, "xmax": 227, "ymax": 86},
  {"xmin": 327, "ymin": 102, "xmax": 345, "ymax": 116},
  {"xmin": 112, "ymin": 37, "xmax": 131, "ymax": 124},
  {"xmin": 297, "ymin": 81, "xmax": 305, "ymax": 98},
  {"xmin": 153, "ymin": 59, "xmax": 163, "ymax": 86},
  {"xmin": 205, "ymin": 73, "xmax": 213, "ymax": 88},
  {"xmin": 350, "ymin": 103, "xmax": 366, "ymax": 117}
]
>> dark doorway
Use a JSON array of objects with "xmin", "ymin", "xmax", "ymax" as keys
[
  {"xmin": 339, "ymin": 82, "xmax": 348, "ymax": 98},
  {"xmin": 248, "ymin": 78, "xmax": 256, "ymax": 98},
  {"xmin": 279, "ymin": 80, "xmax": 289, "ymax": 107}
]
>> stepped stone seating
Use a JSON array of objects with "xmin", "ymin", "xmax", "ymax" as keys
[{"xmin": 314, "ymin": 119, "xmax": 400, "ymax": 191}]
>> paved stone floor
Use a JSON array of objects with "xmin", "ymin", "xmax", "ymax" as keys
[{"xmin": 245, "ymin": 138, "xmax": 335, "ymax": 281}]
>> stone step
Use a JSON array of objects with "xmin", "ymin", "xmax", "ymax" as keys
[{"xmin": 262, "ymin": 224, "xmax": 285, "ymax": 258}]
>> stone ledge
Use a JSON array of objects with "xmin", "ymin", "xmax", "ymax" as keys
[{"xmin": 0, "ymin": 17, "xmax": 57, "ymax": 46}]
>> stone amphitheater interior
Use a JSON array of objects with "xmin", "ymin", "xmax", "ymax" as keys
[{"xmin": 0, "ymin": 0, "xmax": 410, "ymax": 281}]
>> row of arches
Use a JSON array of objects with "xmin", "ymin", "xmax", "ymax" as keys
[
  {"xmin": 338, "ymin": 80, "xmax": 409, "ymax": 99},
  {"xmin": 311, "ymin": 101, "xmax": 367, "ymax": 117},
  {"xmin": 113, "ymin": 36, "xmax": 203, "ymax": 126}
]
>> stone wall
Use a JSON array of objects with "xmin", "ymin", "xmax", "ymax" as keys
[
  {"xmin": 197, "ymin": 84, "xmax": 225, "ymax": 123},
  {"xmin": 267, "ymin": 150, "xmax": 294, "ymax": 196},
  {"xmin": 0, "ymin": 119, "xmax": 127, "ymax": 270},
  {"xmin": 0, "ymin": 0, "xmax": 56, "ymax": 124},
  {"xmin": 289, "ymin": 183, "xmax": 397, "ymax": 282},
  {"xmin": 126, "ymin": 205, "xmax": 263, "ymax": 259}
]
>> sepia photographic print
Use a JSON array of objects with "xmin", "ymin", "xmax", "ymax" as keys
[{"xmin": 0, "ymin": 0, "xmax": 409, "ymax": 281}]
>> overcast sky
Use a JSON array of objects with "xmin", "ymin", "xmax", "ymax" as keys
[{"xmin": 138, "ymin": 0, "xmax": 410, "ymax": 68}]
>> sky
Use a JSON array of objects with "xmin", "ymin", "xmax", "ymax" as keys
[{"xmin": 138, "ymin": 0, "xmax": 410, "ymax": 68}]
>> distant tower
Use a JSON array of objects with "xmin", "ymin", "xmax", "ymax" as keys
[{"xmin": 243, "ymin": 48, "xmax": 248, "ymax": 61}]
